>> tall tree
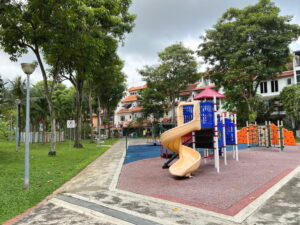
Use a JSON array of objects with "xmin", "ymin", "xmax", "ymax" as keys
[
  {"xmin": 140, "ymin": 43, "xmax": 199, "ymax": 122},
  {"xmin": 198, "ymin": 0, "xmax": 300, "ymax": 122},
  {"xmin": 46, "ymin": 0, "xmax": 135, "ymax": 148},
  {"xmin": 0, "ymin": 1, "xmax": 62, "ymax": 155},
  {"xmin": 95, "ymin": 55, "xmax": 127, "ymax": 138},
  {"xmin": 9, "ymin": 76, "xmax": 25, "ymax": 144}
]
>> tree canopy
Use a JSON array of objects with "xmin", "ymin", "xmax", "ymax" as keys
[
  {"xmin": 140, "ymin": 43, "xmax": 199, "ymax": 122},
  {"xmin": 198, "ymin": 0, "xmax": 300, "ymax": 122},
  {"xmin": 0, "ymin": 0, "xmax": 135, "ymax": 150},
  {"xmin": 280, "ymin": 84, "xmax": 300, "ymax": 131}
]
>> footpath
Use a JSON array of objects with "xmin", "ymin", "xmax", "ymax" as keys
[{"xmin": 6, "ymin": 139, "xmax": 300, "ymax": 225}]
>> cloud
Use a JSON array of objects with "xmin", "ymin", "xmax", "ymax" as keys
[
  {"xmin": 0, "ymin": 51, "xmax": 43, "ymax": 84},
  {"xmin": 119, "ymin": 0, "xmax": 300, "ymax": 86}
]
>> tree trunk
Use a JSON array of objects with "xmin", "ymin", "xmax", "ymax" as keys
[
  {"xmin": 246, "ymin": 99, "xmax": 256, "ymax": 123},
  {"xmin": 107, "ymin": 107, "xmax": 111, "ymax": 139},
  {"xmin": 104, "ymin": 108, "xmax": 108, "ymax": 138},
  {"xmin": 48, "ymin": 115, "xmax": 56, "ymax": 155},
  {"xmin": 171, "ymin": 95, "xmax": 176, "ymax": 124},
  {"xmin": 74, "ymin": 79, "xmax": 84, "ymax": 148},
  {"xmin": 97, "ymin": 97, "xmax": 101, "ymax": 142},
  {"xmin": 18, "ymin": 103, "xmax": 21, "ymax": 146},
  {"xmin": 33, "ymin": 47, "xmax": 57, "ymax": 155},
  {"xmin": 88, "ymin": 81, "xmax": 94, "ymax": 143}
]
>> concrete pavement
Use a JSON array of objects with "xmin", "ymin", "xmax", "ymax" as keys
[{"xmin": 10, "ymin": 139, "xmax": 300, "ymax": 225}]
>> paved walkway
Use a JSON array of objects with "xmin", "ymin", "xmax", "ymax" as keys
[{"xmin": 9, "ymin": 139, "xmax": 300, "ymax": 225}]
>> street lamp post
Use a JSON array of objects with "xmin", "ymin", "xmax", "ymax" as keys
[
  {"xmin": 15, "ymin": 99, "xmax": 21, "ymax": 152},
  {"xmin": 21, "ymin": 63, "xmax": 35, "ymax": 189}
]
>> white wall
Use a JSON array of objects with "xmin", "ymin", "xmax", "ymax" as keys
[{"xmin": 258, "ymin": 76, "xmax": 294, "ymax": 98}]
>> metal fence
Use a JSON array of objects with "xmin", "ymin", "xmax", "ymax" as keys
[{"xmin": 19, "ymin": 132, "xmax": 65, "ymax": 143}]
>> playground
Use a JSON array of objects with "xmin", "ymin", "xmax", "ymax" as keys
[
  {"xmin": 4, "ymin": 89, "xmax": 299, "ymax": 225},
  {"xmin": 116, "ymin": 88, "xmax": 299, "ymax": 218},
  {"xmin": 118, "ymin": 144, "xmax": 300, "ymax": 216}
]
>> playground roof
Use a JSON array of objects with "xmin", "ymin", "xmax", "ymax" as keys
[{"xmin": 193, "ymin": 88, "xmax": 226, "ymax": 100}]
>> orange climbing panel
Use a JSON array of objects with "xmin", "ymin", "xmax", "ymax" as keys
[{"xmin": 237, "ymin": 123, "xmax": 296, "ymax": 146}]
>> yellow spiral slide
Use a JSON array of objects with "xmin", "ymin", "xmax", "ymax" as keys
[{"xmin": 160, "ymin": 102, "xmax": 201, "ymax": 177}]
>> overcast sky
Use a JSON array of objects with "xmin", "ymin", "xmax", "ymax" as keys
[{"xmin": 1, "ymin": 0, "xmax": 299, "ymax": 88}]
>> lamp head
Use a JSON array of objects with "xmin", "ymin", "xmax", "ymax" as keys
[
  {"xmin": 21, "ymin": 63, "xmax": 36, "ymax": 75},
  {"xmin": 15, "ymin": 99, "xmax": 21, "ymax": 104}
]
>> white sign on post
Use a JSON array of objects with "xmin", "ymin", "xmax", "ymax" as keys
[{"xmin": 67, "ymin": 120, "xmax": 76, "ymax": 128}]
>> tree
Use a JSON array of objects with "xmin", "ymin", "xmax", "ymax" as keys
[
  {"xmin": 30, "ymin": 81, "xmax": 49, "ymax": 134},
  {"xmin": 139, "ymin": 81, "xmax": 167, "ymax": 121},
  {"xmin": 45, "ymin": 0, "xmax": 135, "ymax": 148},
  {"xmin": 198, "ymin": 0, "xmax": 300, "ymax": 122},
  {"xmin": 8, "ymin": 76, "xmax": 25, "ymax": 144},
  {"xmin": 280, "ymin": 85, "xmax": 300, "ymax": 132},
  {"xmin": 0, "ymin": 1, "xmax": 63, "ymax": 155},
  {"xmin": 140, "ymin": 43, "xmax": 199, "ymax": 122},
  {"xmin": 95, "ymin": 55, "xmax": 127, "ymax": 138},
  {"xmin": 0, "ymin": 75, "xmax": 7, "ymax": 114},
  {"xmin": 0, "ymin": 0, "xmax": 135, "ymax": 150}
]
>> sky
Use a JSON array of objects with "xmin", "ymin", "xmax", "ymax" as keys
[{"xmin": 0, "ymin": 0, "xmax": 300, "ymax": 87}]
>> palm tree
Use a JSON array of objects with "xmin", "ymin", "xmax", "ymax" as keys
[{"xmin": 9, "ymin": 76, "xmax": 25, "ymax": 145}]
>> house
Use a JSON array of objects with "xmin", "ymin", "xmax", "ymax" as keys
[
  {"xmin": 110, "ymin": 51, "xmax": 300, "ymax": 128},
  {"xmin": 114, "ymin": 84, "xmax": 147, "ymax": 128},
  {"xmin": 293, "ymin": 50, "xmax": 300, "ymax": 84}
]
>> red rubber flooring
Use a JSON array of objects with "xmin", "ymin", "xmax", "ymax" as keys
[{"xmin": 117, "ymin": 146, "xmax": 300, "ymax": 216}]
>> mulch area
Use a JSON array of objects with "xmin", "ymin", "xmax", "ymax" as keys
[{"xmin": 117, "ymin": 145, "xmax": 300, "ymax": 216}]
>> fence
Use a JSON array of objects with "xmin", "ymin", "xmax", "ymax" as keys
[{"xmin": 20, "ymin": 132, "xmax": 64, "ymax": 143}]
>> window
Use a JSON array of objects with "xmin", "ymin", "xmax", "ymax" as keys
[
  {"xmin": 295, "ymin": 55, "xmax": 300, "ymax": 67},
  {"xmin": 129, "ymin": 115, "xmax": 132, "ymax": 119},
  {"xmin": 204, "ymin": 78, "xmax": 209, "ymax": 86},
  {"xmin": 120, "ymin": 116, "xmax": 125, "ymax": 121},
  {"xmin": 297, "ymin": 70, "xmax": 300, "ymax": 84},
  {"xmin": 271, "ymin": 80, "xmax": 278, "ymax": 92},
  {"xmin": 287, "ymin": 78, "xmax": 292, "ymax": 85},
  {"xmin": 260, "ymin": 82, "xmax": 268, "ymax": 93}
]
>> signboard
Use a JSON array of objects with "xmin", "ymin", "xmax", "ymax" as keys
[{"xmin": 67, "ymin": 120, "xmax": 76, "ymax": 128}]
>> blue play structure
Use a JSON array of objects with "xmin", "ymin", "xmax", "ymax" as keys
[
  {"xmin": 182, "ymin": 101, "xmax": 236, "ymax": 148},
  {"xmin": 200, "ymin": 101, "xmax": 214, "ymax": 128},
  {"xmin": 183, "ymin": 101, "xmax": 215, "ymax": 129},
  {"xmin": 182, "ymin": 100, "xmax": 239, "ymax": 173}
]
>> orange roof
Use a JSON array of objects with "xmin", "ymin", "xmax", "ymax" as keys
[
  {"xmin": 117, "ymin": 106, "xmax": 143, "ymax": 114},
  {"xmin": 121, "ymin": 95, "xmax": 138, "ymax": 103},
  {"xmin": 128, "ymin": 84, "xmax": 147, "ymax": 92},
  {"xmin": 277, "ymin": 70, "xmax": 294, "ymax": 78},
  {"xmin": 253, "ymin": 70, "xmax": 294, "ymax": 81}
]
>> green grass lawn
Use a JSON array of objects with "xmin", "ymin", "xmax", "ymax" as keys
[
  {"xmin": 0, "ymin": 138, "xmax": 118, "ymax": 223},
  {"xmin": 296, "ymin": 137, "xmax": 300, "ymax": 143}
]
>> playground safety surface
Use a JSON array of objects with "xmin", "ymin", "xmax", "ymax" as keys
[{"xmin": 117, "ymin": 145, "xmax": 300, "ymax": 216}]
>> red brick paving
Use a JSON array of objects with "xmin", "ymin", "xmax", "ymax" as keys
[{"xmin": 117, "ymin": 146, "xmax": 300, "ymax": 216}]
